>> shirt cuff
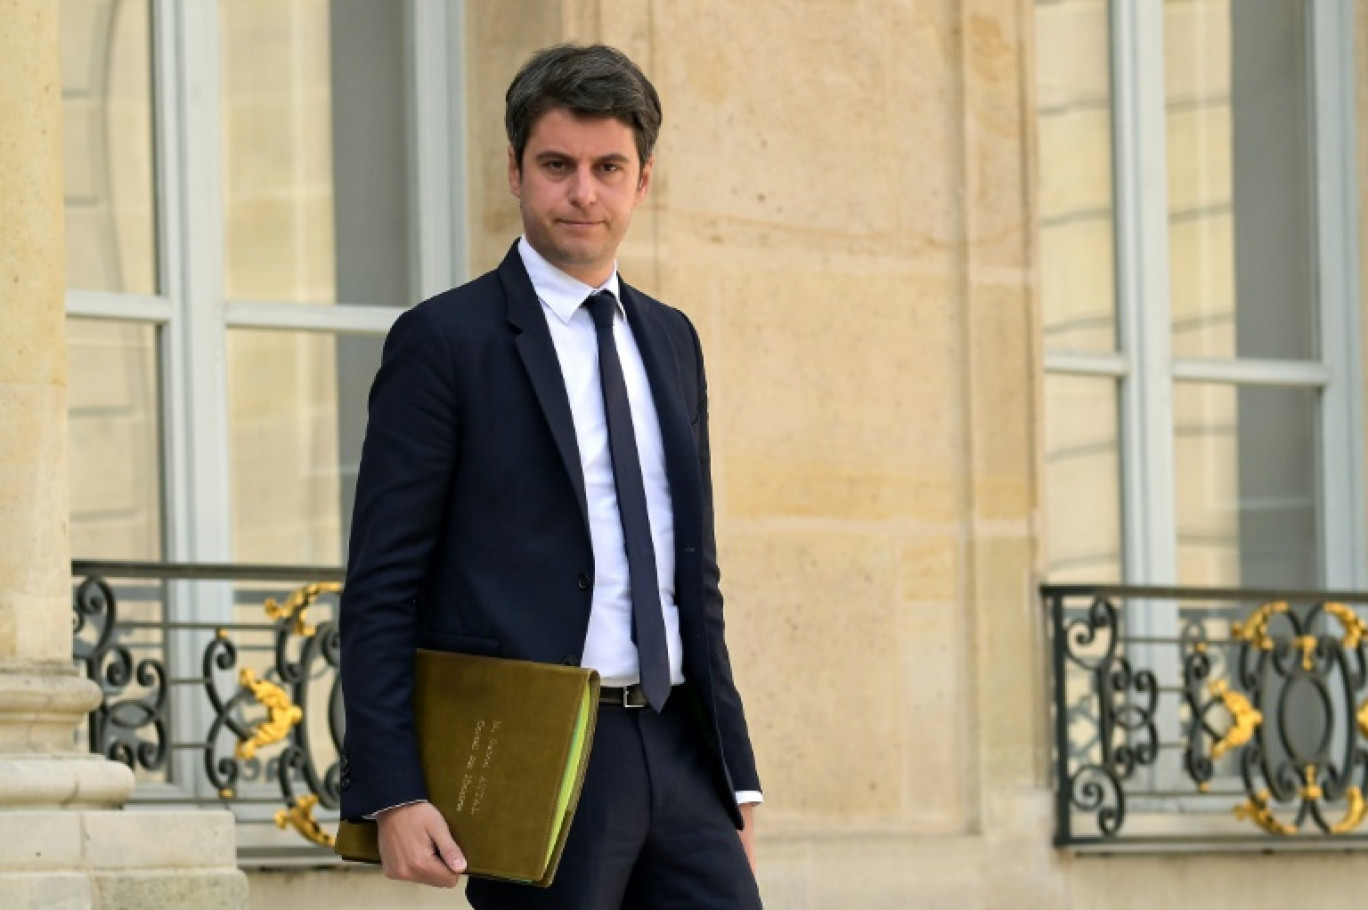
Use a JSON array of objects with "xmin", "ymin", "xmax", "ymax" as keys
[
  {"xmin": 363, "ymin": 799, "xmax": 427, "ymax": 820},
  {"xmin": 735, "ymin": 791, "xmax": 763, "ymax": 806}
]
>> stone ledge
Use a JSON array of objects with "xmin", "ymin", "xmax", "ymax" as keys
[
  {"xmin": 0, "ymin": 755, "xmax": 134, "ymax": 809},
  {"xmin": 0, "ymin": 810, "xmax": 246, "ymax": 908},
  {"xmin": 92, "ymin": 869, "xmax": 248, "ymax": 910},
  {"xmin": 0, "ymin": 809, "xmax": 239, "ymax": 872},
  {"xmin": 0, "ymin": 871, "xmax": 91, "ymax": 909},
  {"xmin": 0, "ymin": 812, "xmax": 83, "ymax": 868},
  {"xmin": 82, "ymin": 810, "xmax": 239, "ymax": 870},
  {"xmin": 0, "ymin": 667, "xmax": 105, "ymax": 753}
]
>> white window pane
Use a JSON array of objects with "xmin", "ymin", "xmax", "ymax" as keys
[
  {"xmin": 67, "ymin": 319, "xmax": 163, "ymax": 559},
  {"xmin": 1165, "ymin": 0, "xmax": 1317, "ymax": 360},
  {"xmin": 221, "ymin": 0, "xmax": 415, "ymax": 306},
  {"xmin": 1044, "ymin": 374, "xmax": 1122, "ymax": 581},
  {"xmin": 227, "ymin": 330, "xmax": 382, "ymax": 565},
  {"xmin": 62, "ymin": 0, "xmax": 158, "ymax": 295},
  {"xmin": 1174, "ymin": 383, "xmax": 1319, "ymax": 588},
  {"xmin": 1035, "ymin": 0, "xmax": 1118, "ymax": 354}
]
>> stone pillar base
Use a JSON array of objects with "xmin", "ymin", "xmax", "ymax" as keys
[{"xmin": 0, "ymin": 809, "xmax": 248, "ymax": 910}]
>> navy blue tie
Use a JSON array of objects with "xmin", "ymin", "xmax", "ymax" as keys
[{"xmin": 585, "ymin": 290, "xmax": 671, "ymax": 710}]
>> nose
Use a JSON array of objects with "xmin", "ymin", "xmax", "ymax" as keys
[{"xmin": 568, "ymin": 165, "xmax": 596, "ymax": 207}]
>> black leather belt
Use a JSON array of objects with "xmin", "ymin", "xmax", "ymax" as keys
[{"xmin": 598, "ymin": 683, "xmax": 653, "ymax": 709}]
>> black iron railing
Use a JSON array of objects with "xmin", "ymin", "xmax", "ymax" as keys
[
  {"xmin": 1047, "ymin": 583, "xmax": 1368, "ymax": 850},
  {"xmin": 73, "ymin": 560, "xmax": 346, "ymax": 866}
]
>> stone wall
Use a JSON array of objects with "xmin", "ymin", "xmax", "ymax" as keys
[
  {"xmin": 55, "ymin": 0, "xmax": 1368, "ymax": 906},
  {"xmin": 421, "ymin": 1, "xmax": 1368, "ymax": 908},
  {"xmin": 468, "ymin": 0, "xmax": 1052, "ymax": 905},
  {"xmin": 0, "ymin": 1, "xmax": 247, "ymax": 905}
]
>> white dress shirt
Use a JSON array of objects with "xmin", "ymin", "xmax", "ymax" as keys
[
  {"xmin": 517, "ymin": 237, "xmax": 685, "ymax": 689},
  {"xmin": 371, "ymin": 243, "xmax": 761, "ymax": 817},
  {"xmin": 519, "ymin": 239, "xmax": 761, "ymax": 807}
]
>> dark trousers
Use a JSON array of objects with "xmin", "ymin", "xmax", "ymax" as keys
[{"xmin": 465, "ymin": 694, "xmax": 763, "ymax": 910}]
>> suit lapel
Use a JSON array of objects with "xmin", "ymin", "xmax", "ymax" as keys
[
  {"xmin": 498, "ymin": 246, "xmax": 591, "ymax": 535},
  {"xmin": 497, "ymin": 244, "xmax": 703, "ymax": 558},
  {"xmin": 618, "ymin": 283, "xmax": 704, "ymax": 554}
]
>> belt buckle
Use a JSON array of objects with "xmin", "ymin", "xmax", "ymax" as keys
[{"xmin": 620, "ymin": 684, "xmax": 649, "ymax": 709}]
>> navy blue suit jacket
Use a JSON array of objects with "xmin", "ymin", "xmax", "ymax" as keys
[{"xmin": 338, "ymin": 243, "xmax": 759, "ymax": 827}]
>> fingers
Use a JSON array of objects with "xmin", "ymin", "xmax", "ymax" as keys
[
  {"xmin": 431, "ymin": 821, "xmax": 468, "ymax": 875},
  {"xmin": 376, "ymin": 802, "xmax": 465, "ymax": 888},
  {"xmin": 385, "ymin": 854, "xmax": 461, "ymax": 889}
]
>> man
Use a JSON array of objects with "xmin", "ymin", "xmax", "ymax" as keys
[{"xmin": 338, "ymin": 44, "xmax": 764, "ymax": 909}]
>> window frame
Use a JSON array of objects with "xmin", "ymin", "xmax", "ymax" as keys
[
  {"xmin": 1041, "ymin": 0, "xmax": 1365, "ymax": 591},
  {"xmin": 64, "ymin": 0, "xmax": 469, "ymax": 811},
  {"xmin": 65, "ymin": 0, "xmax": 469, "ymax": 568}
]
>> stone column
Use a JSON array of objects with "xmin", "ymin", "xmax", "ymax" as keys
[{"xmin": 0, "ymin": 2, "xmax": 246, "ymax": 906}]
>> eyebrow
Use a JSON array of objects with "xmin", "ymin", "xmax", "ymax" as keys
[{"xmin": 533, "ymin": 150, "xmax": 632, "ymax": 165}]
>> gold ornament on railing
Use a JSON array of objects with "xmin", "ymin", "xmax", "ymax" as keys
[
  {"xmin": 1208, "ymin": 680, "xmax": 1261, "ymax": 761},
  {"xmin": 235, "ymin": 668, "xmax": 303, "ymax": 761},
  {"xmin": 1330, "ymin": 787, "xmax": 1367, "ymax": 835},
  {"xmin": 1326, "ymin": 602, "xmax": 1368, "ymax": 650},
  {"xmin": 1232, "ymin": 600, "xmax": 1288, "ymax": 650},
  {"xmin": 265, "ymin": 582, "xmax": 342, "ymax": 638},
  {"xmin": 1222, "ymin": 602, "xmax": 1368, "ymax": 836},
  {"xmin": 275, "ymin": 794, "xmax": 335, "ymax": 848},
  {"xmin": 1234, "ymin": 790, "xmax": 1298, "ymax": 836}
]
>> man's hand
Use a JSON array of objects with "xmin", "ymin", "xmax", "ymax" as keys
[
  {"xmin": 738, "ymin": 802, "xmax": 758, "ymax": 874},
  {"xmin": 376, "ymin": 801, "xmax": 467, "ymax": 888}
]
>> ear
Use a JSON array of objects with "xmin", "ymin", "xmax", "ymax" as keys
[
  {"xmin": 507, "ymin": 146, "xmax": 522, "ymax": 197},
  {"xmin": 635, "ymin": 156, "xmax": 654, "ymax": 203}
]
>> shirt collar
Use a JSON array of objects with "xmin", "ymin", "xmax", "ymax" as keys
[{"xmin": 517, "ymin": 236, "xmax": 622, "ymax": 326}]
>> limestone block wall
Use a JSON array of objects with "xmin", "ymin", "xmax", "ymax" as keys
[
  {"xmin": 1, "ymin": 1, "xmax": 247, "ymax": 905},
  {"xmin": 259, "ymin": 1, "xmax": 1368, "ymax": 907},
  {"xmin": 457, "ymin": 1, "xmax": 1056, "ymax": 907}
]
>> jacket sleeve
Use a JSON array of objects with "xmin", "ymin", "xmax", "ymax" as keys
[
  {"xmin": 688, "ymin": 318, "xmax": 762, "ymax": 795},
  {"xmin": 338, "ymin": 303, "xmax": 459, "ymax": 820}
]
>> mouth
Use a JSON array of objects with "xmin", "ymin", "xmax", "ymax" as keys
[{"xmin": 557, "ymin": 219, "xmax": 602, "ymax": 230}]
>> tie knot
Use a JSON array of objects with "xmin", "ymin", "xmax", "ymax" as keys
[{"xmin": 585, "ymin": 290, "xmax": 617, "ymax": 332}]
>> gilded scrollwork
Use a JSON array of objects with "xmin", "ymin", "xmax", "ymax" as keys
[
  {"xmin": 1329, "ymin": 787, "xmax": 1367, "ymax": 835},
  {"xmin": 1057, "ymin": 591, "xmax": 1368, "ymax": 843},
  {"xmin": 274, "ymin": 794, "xmax": 335, "ymax": 848},
  {"xmin": 1234, "ymin": 790, "xmax": 1298, "ymax": 836},
  {"xmin": 1208, "ymin": 681, "xmax": 1261, "ymax": 761},
  {"xmin": 75, "ymin": 572, "xmax": 345, "ymax": 851},
  {"xmin": 1215, "ymin": 601, "xmax": 1368, "ymax": 836},
  {"xmin": 1232, "ymin": 601, "xmax": 1289, "ymax": 650},
  {"xmin": 235, "ymin": 669, "xmax": 303, "ymax": 761},
  {"xmin": 265, "ymin": 582, "xmax": 342, "ymax": 638}
]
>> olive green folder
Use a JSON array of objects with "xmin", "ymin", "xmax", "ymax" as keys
[{"xmin": 334, "ymin": 650, "xmax": 600, "ymax": 887}]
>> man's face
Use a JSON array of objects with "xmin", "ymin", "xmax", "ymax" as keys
[{"xmin": 508, "ymin": 107, "xmax": 653, "ymax": 287}]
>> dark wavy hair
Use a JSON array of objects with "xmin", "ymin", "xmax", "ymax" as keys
[{"xmin": 505, "ymin": 44, "xmax": 662, "ymax": 170}]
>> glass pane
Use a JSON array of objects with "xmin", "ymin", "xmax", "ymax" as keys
[
  {"xmin": 1044, "ymin": 374, "xmax": 1123, "ymax": 581},
  {"xmin": 1035, "ymin": 0, "xmax": 1118, "ymax": 353},
  {"xmin": 1174, "ymin": 383, "xmax": 1319, "ymax": 587},
  {"xmin": 221, "ymin": 0, "xmax": 415, "ymax": 306},
  {"xmin": 227, "ymin": 330, "xmax": 383, "ymax": 564},
  {"xmin": 67, "ymin": 319, "xmax": 163, "ymax": 559},
  {"xmin": 61, "ymin": 0, "xmax": 158, "ymax": 295},
  {"xmin": 1165, "ymin": 0, "xmax": 1317, "ymax": 360}
]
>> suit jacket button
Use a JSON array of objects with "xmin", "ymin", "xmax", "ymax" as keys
[
  {"xmin": 562, "ymin": 654, "xmax": 579, "ymax": 666},
  {"xmin": 576, "ymin": 573, "xmax": 592, "ymax": 591}
]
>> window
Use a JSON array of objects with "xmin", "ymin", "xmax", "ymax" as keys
[
  {"xmin": 1036, "ymin": 0, "xmax": 1363, "ymax": 589},
  {"xmin": 63, "ymin": 0, "xmax": 468, "ymax": 568}
]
